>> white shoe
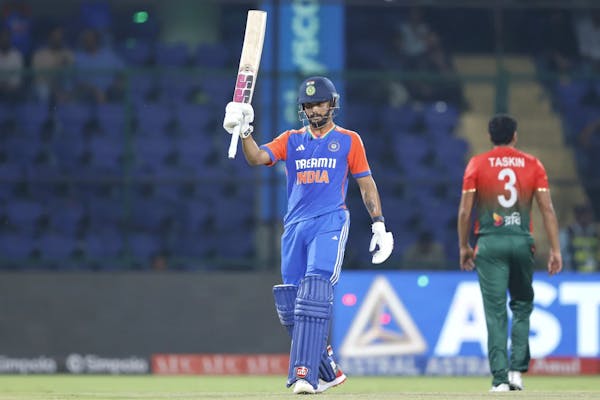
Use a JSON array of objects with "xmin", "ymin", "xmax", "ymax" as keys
[
  {"xmin": 292, "ymin": 379, "xmax": 316, "ymax": 395},
  {"xmin": 489, "ymin": 383, "xmax": 510, "ymax": 392},
  {"xmin": 508, "ymin": 371, "xmax": 523, "ymax": 390},
  {"xmin": 316, "ymin": 368, "xmax": 347, "ymax": 393}
]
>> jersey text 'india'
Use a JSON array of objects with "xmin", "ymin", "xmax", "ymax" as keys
[{"xmin": 295, "ymin": 157, "xmax": 337, "ymax": 185}]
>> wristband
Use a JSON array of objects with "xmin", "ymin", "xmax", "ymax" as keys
[{"xmin": 372, "ymin": 216, "xmax": 385, "ymax": 223}]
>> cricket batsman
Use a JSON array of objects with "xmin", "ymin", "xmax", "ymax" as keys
[{"xmin": 223, "ymin": 76, "xmax": 394, "ymax": 394}]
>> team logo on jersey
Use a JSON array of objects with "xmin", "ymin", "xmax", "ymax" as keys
[
  {"xmin": 493, "ymin": 213, "xmax": 504, "ymax": 227},
  {"xmin": 306, "ymin": 84, "xmax": 316, "ymax": 96},
  {"xmin": 493, "ymin": 212, "xmax": 522, "ymax": 227},
  {"xmin": 328, "ymin": 141, "xmax": 340, "ymax": 152}
]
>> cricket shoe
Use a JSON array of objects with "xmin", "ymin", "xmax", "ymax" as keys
[
  {"xmin": 508, "ymin": 371, "xmax": 523, "ymax": 391},
  {"xmin": 316, "ymin": 366, "xmax": 347, "ymax": 393},
  {"xmin": 292, "ymin": 379, "xmax": 316, "ymax": 395},
  {"xmin": 489, "ymin": 383, "xmax": 510, "ymax": 392}
]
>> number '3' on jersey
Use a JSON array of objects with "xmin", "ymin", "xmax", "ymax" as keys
[{"xmin": 462, "ymin": 146, "xmax": 549, "ymax": 236}]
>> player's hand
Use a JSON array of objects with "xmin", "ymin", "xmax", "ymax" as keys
[
  {"xmin": 459, "ymin": 245, "xmax": 475, "ymax": 271},
  {"xmin": 369, "ymin": 222, "xmax": 394, "ymax": 264},
  {"xmin": 547, "ymin": 249, "xmax": 562, "ymax": 276},
  {"xmin": 223, "ymin": 102, "xmax": 254, "ymax": 138}
]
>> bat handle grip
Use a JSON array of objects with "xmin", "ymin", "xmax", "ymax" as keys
[{"xmin": 228, "ymin": 125, "xmax": 241, "ymax": 159}]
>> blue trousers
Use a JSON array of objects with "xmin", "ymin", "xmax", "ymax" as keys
[{"xmin": 281, "ymin": 210, "xmax": 350, "ymax": 286}]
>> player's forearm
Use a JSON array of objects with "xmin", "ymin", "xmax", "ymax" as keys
[
  {"xmin": 457, "ymin": 193, "xmax": 474, "ymax": 248},
  {"xmin": 541, "ymin": 208, "xmax": 561, "ymax": 252},
  {"xmin": 241, "ymin": 136, "xmax": 264, "ymax": 166},
  {"xmin": 357, "ymin": 177, "xmax": 383, "ymax": 218},
  {"xmin": 536, "ymin": 191, "xmax": 561, "ymax": 252},
  {"xmin": 457, "ymin": 211, "xmax": 471, "ymax": 248}
]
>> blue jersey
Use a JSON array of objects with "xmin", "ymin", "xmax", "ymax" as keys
[{"xmin": 261, "ymin": 125, "xmax": 371, "ymax": 226}]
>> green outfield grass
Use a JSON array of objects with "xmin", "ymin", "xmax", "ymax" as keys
[{"xmin": 0, "ymin": 375, "xmax": 599, "ymax": 400}]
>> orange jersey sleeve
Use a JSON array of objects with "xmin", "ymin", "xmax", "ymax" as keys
[
  {"xmin": 462, "ymin": 156, "xmax": 479, "ymax": 192},
  {"xmin": 344, "ymin": 129, "xmax": 370, "ymax": 177},
  {"xmin": 263, "ymin": 130, "xmax": 292, "ymax": 165}
]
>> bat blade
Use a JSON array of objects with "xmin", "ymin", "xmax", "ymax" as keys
[{"xmin": 227, "ymin": 10, "xmax": 267, "ymax": 159}]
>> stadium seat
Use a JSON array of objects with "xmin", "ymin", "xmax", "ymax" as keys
[
  {"xmin": 423, "ymin": 102, "xmax": 459, "ymax": 134},
  {"xmin": 213, "ymin": 229, "xmax": 253, "ymax": 259},
  {"xmin": 94, "ymin": 103, "xmax": 127, "ymax": 135},
  {"xmin": 173, "ymin": 133, "xmax": 213, "ymax": 169},
  {"xmin": 55, "ymin": 103, "xmax": 94, "ymax": 128},
  {"xmin": 128, "ymin": 232, "xmax": 162, "ymax": 265},
  {"xmin": 432, "ymin": 137, "xmax": 469, "ymax": 165},
  {"xmin": 4, "ymin": 136, "xmax": 43, "ymax": 166},
  {"xmin": 393, "ymin": 134, "xmax": 430, "ymax": 166},
  {"xmin": 85, "ymin": 135, "xmax": 124, "ymax": 173},
  {"xmin": 130, "ymin": 73, "xmax": 157, "ymax": 99},
  {"xmin": 17, "ymin": 102, "xmax": 50, "ymax": 137},
  {"xmin": 83, "ymin": 230, "xmax": 124, "ymax": 263},
  {"xmin": 554, "ymin": 80, "xmax": 590, "ymax": 110},
  {"xmin": 135, "ymin": 103, "xmax": 173, "ymax": 136},
  {"xmin": 48, "ymin": 199, "xmax": 87, "ymax": 236},
  {"xmin": 195, "ymin": 43, "xmax": 231, "ymax": 68},
  {"xmin": 119, "ymin": 40, "xmax": 154, "ymax": 66},
  {"xmin": 0, "ymin": 232, "xmax": 35, "ymax": 264},
  {"xmin": 132, "ymin": 135, "xmax": 173, "ymax": 172},
  {"xmin": 155, "ymin": 42, "xmax": 190, "ymax": 67},
  {"xmin": 130, "ymin": 195, "xmax": 177, "ymax": 231},
  {"xmin": 37, "ymin": 233, "xmax": 78, "ymax": 261},
  {"xmin": 381, "ymin": 105, "xmax": 422, "ymax": 131},
  {"xmin": 170, "ymin": 231, "xmax": 216, "ymax": 259},
  {"xmin": 174, "ymin": 103, "xmax": 213, "ymax": 133},
  {"xmin": 5, "ymin": 198, "xmax": 45, "ymax": 234}
]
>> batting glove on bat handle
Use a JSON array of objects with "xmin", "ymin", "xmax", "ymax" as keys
[
  {"xmin": 223, "ymin": 102, "xmax": 254, "ymax": 138},
  {"xmin": 369, "ymin": 221, "xmax": 394, "ymax": 264}
]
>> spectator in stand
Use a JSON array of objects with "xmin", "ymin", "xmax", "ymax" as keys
[
  {"xmin": 537, "ymin": 10, "xmax": 579, "ymax": 76},
  {"xmin": 402, "ymin": 231, "xmax": 446, "ymax": 270},
  {"xmin": 386, "ymin": 7, "xmax": 467, "ymax": 109},
  {"xmin": 574, "ymin": 9, "xmax": 600, "ymax": 73},
  {"xmin": 577, "ymin": 117, "xmax": 600, "ymax": 216},
  {"xmin": 560, "ymin": 203, "xmax": 600, "ymax": 273},
  {"xmin": 0, "ymin": 28, "xmax": 23, "ymax": 103},
  {"xmin": 73, "ymin": 28, "xmax": 124, "ymax": 103},
  {"xmin": 2, "ymin": 0, "xmax": 32, "ymax": 59},
  {"xmin": 32, "ymin": 26, "xmax": 74, "ymax": 104}
]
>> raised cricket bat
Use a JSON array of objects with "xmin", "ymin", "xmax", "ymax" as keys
[{"xmin": 227, "ymin": 10, "xmax": 267, "ymax": 159}]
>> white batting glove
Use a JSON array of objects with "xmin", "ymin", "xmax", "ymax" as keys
[
  {"xmin": 223, "ymin": 101, "xmax": 254, "ymax": 138},
  {"xmin": 369, "ymin": 221, "xmax": 394, "ymax": 264}
]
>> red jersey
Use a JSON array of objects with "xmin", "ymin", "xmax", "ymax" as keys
[{"xmin": 462, "ymin": 146, "xmax": 549, "ymax": 236}]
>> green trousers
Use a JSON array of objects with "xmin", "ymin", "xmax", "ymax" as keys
[{"xmin": 475, "ymin": 235, "xmax": 535, "ymax": 386}]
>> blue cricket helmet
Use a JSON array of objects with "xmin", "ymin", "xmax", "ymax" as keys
[{"xmin": 297, "ymin": 76, "xmax": 339, "ymax": 106}]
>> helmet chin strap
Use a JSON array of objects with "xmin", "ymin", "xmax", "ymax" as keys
[{"xmin": 308, "ymin": 108, "xmax": 333, "ymax": 129}]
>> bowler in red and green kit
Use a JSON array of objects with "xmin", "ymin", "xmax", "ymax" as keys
[{"xmin": 457, "ymin": 114, "xmax": 562, "ymax": 392}]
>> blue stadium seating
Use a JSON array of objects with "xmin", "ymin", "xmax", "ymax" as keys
[
  {"xmin": 17, "ymin": 102, "xmax": 50, "ymax": 137},
  {"xmin": 128, "ymin": 232, "xmax": 162, "ymax": 263},
  {"xmin": 37, "ymin": 233, "xmax": 78, "ymax": 261},
  {"xmin": 5, "ymin": 198, "xmax": 45, "ymax": 234},
  {"xmin": 135, "ymin": 103, "xmax": 173, "ymax": 136},
  {"xmin": 84, "ymin": 135, "xmax": 124, "ymax": 173},
  {"xmin": 423, "ymin": 102, "xmax": 459, "ymax": 134},
  {"xmin": 155, "ymin": 42, "xmax": 190, "ymax": 67},
  {"xmin": 119, "ymin": 40, "xmax": 154, "ymax": 66},
  {"xmin": 0, "ymin": 233, "xmax": 35, "ymax": 264},
  {"xmin": 83, "ymin": 230, "xmax": 124, "ymax": 261},
  {"xmin": 195, "ymin": 43, "xmax": 231, "ymax": 68}
]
